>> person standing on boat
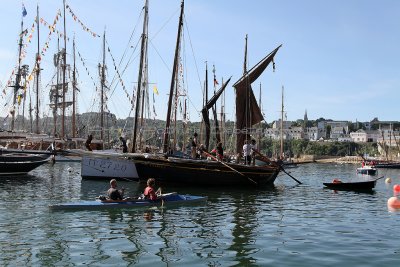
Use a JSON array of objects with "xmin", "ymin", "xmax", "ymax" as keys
[
  {"xmin": 119, "ymin": 136, "xmax": 128, "ymax": 153},
  {"xmin": 107, "ymin": 179, "xmax": 125, "ymax": 200},
  {"xmin": 144, "ymin": 178, "xmax": 161, "ymax": 201},
  {"xmin": 243, "ymin": 140, "xmax": 252, "ymax": 165},
  {"xmin": 191, "ymin": 132, "xmax": 198, "ymax": 159},
  {"xmin": 85, "ymin": 134, "xmax": 93, "ymax": 151}
]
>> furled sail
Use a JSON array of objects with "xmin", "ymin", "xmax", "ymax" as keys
[
  {"xmin": 233, "ymin": 44, "xmax": 282, "ymax": 153},
  {"xmin": 201, "ymin": 77, "xmax": 231, "ymax": 150}
]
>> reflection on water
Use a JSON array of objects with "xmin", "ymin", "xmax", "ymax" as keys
[{"xmin": 0, "ymin": 162, "xmax": 400, "ymax": 266}]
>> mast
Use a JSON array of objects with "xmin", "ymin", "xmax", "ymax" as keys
[
  {"xmin": 258, "ymin": 83, "xmax": 262, "ymax": 148},
  {"xmin": 61, "ymin": 0, "xmax": 67, "ymax": 138},
  {"xmin": 132, "ymin": 0, "xmax": 149, "ymax": 153},
  {"xmin": 54, "ymin": 38, "xmax": 60, "ymax": 137},
  {"xmin": 100, "ymin": 30, "xmax": 106, "ymax": 148},
  {"xmin": 280, "ymin": 86, "xmax": 284, "ymax": 159},
  {"xmin": 72, "ymin": 35, "xmax": 76, "ymax": 138},
  {"xmin": 35, "ymin": 4, "xmax": 40, "ymax": 134},
  {"xmin": 163, "ymin": 0, "xmax": 184, "ymax": 153},
  {"xmin": 205, "ymin": 62, "xmax": 209, "ymax": 150},
  {"xmin": 10, "ymin": 11, "xmax": 25, "ymax": 131}
]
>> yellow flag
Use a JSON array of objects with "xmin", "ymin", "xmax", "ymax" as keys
[{"xmin": 153, "ymin": 85, "xmax": 159, "ymax": 95}]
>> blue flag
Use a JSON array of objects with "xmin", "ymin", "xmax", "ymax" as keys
[{"xmin": 22, "ymin": 4, "xmax": 27, "ymax": 17}]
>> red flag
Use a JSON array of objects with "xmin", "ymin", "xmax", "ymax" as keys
[{"xmin": 214, "ymin": 78, "xmax": 219, "ymax": 86}]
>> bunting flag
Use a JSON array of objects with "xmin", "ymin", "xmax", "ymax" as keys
[
  {"xmin": 66, "ymin": 5, "xmax": 100, "ymax": 38},
  {"xmin": 106, "ymin": 42, "xmax": 133, "ymax": 104},
  {"xmin": 214, "ymin": 77, "xmax": 219, "ymax": 86},
  {"xmin": 22, "ymin": 4, "xmax": 27, "ymax": 17},
  {"xmin": 77, "ymin": 50, "xmax": 99, "ymax": 93},
  {"xmin": 153, "ymin": 85, "xmax": 159, "ymax": 95}
]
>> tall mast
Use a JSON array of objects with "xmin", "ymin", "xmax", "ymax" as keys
[
  {"xmin": 72, "ymin": 35, "xmax": 76, "ymax": 138},
  {"xmin": 35, "ymin": 4, "xmax": 40, "ymax": 134},
  {"xmin": 100, "ymin": 30, "xmax": 106, "ymax": 147},
  {"xmin": 205, "ymin": 62, "xmax": 209, "ymax": 150},
  {"xmin": 10, "ymin": 11, "xmax": 25, "ymax": 131},
  {"xmin": 163, "ymin": 0, "xmax": 184, "ymax": 153},
  {"xmin": 280, "ymin": 86, "xmax": 284, "ymax": 159},
  {"xmin": 132, "ymin": 0, "xmax": 149, "ymax": 153},
  {"xmin": 54, "ymin": 38, "xmax": 60, "ymax": 137},
  {"xmin": 61, "ymin": 0, "xmax": 67, "ymax": 138}
]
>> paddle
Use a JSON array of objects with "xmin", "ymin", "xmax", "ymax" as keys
[
  {"xmin": 251, "ymin": 149, "xmax": 302, "ymax": 185},
  {"xmin": 201, "ymin": 149, "xmax": 258, "ymax": 185}
]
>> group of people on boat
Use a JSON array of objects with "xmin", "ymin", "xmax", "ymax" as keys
[
  {"xmin": 189, "ymin": 132, "xmax": 260, "ymax": 165},
  {"xmin": 106, "ymin": 178, "xmax": 161, "ymax": 201}
]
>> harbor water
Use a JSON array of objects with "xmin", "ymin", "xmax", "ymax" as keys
[{"xmin": 0, "ymin": 162, "xmax": 399, "ymax": 266}]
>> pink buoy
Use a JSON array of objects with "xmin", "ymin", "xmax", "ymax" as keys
[{"xmin": 388, "ymin": 184, "xmax": 400, "ymax": 211}]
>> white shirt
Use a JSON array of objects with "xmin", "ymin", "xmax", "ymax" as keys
[{"xmin": 243, "ymin": 144, "xmax": 251, "ymax": 156}]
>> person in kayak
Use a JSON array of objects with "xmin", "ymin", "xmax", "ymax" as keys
[
  {"xmin": 107, "ymin": 179, "xmax": 125, "ymax": 200},
  {"xmin": 144, "ymin": 178, "xmax": 162, "ymax": 200}
]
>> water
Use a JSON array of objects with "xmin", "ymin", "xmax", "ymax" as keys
[{"xmin": 1, "ymin": 162, "xmax": 400, "ymax": 266}]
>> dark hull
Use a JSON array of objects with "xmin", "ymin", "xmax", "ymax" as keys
[
  {"xmin": 374, "ymin": 162, "xmax": 400, "ymax": 169},
  {"xmin": 323, "ymin": 180, "xmax": 376, "ymax": 192},
  {"xmin": 0, "ymin": 153, "xmax": 50, "ymax": 175},
  {"xmin": 132, "ymin": 156, "xmax": 280, "ymax": 186}
]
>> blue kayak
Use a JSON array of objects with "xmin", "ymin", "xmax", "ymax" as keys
[{"xmin": 49, "ymin": 193, "xmax": 207, "ymax": 211}]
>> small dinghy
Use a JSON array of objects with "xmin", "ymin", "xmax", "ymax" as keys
[
  {"xmin": 323, "ymin": 176, "xmax": 384, "ymax": 192},
  {"xmin": 50, "ymin": 192, "xmax": 207, "ymax": 211}
]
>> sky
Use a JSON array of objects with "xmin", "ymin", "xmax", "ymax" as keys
[{"xmin": 1, "ymin": 0, "xmax": 399, "ymax": 125}]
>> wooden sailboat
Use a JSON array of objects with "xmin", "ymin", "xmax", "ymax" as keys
[
  {"xmin": 128, "ymin": 1, "xmax": 282, "ymax": 186},
  {"xmin": 80, "ymin": 0, "xmax": 282, "ymax": 186},
  {"xmin": 0, "ymin": 5, "xmax": 51, "ymax": 174}
]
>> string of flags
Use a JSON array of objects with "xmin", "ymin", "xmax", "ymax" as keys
[
  {"xmin": 66, "ymin": 5, "xmax": 100, "ymax": 38},
  {"xmin": 77, "ymin": 50, "xmax": 99, "ymax": 94},
  {"xmin": 106, "ymin": 44, "xmax": 133, "ymax": 105}
]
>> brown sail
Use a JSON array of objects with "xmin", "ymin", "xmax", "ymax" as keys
[{"xmin": 233, "ymin": 44, "xmax": 282, "ymax": 153}]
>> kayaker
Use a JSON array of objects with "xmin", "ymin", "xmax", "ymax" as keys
[
  {"xmin": 144, "ymin": 178, "xmax": 162, "ymax": 201},
  {"xmin": 107, "ymin": 179, "xmax": 125, "ymax": 200}
]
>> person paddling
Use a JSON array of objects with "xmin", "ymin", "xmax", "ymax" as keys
[
  {"xmin": 107, "ymin": 179, "xmax": 125, "ymax": 200},
  {"xmin": 144, "ymin": 178, "xmax": 162, "ymax": 201}
]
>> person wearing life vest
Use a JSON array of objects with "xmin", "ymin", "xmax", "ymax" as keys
[{"xmin": 143, "ymin": 178, "xmax": 162, "ymax": 201}]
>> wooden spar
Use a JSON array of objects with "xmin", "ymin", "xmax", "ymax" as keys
[
  {"xmin": 132, "ymin": 0, "xmax": 149, "ymax": 152},
  {"xmin": 280, "ymin": 86, "xmax": 284, "ymax": 159},
  {"xmin": 61, "ymin": 0, "xmax": 67, "ymax": 138},
  {"xmin": 72, "ymin": 35, "xmax": 76, "ymax": 138},
  {"xmin": 100, "ymin": 30, "xmax": 106, "ymax": 148},
  {"xmin": 163, "ymin": 0, "xmax": 184, "ymax": 153},
  {"xmin": 10, "ymin": 11, "xmax": 24, "ymax": 131},
  {"xmin": 35, "ymin": 4, "xmax": 40, "ymax": 134},
  {"xmin": 205, "ymin": 62, "xmax": 209, "ymax": 150},
  {"xmin": 201, "ymin": 149, "xmax": 258, "ymax": 185}
]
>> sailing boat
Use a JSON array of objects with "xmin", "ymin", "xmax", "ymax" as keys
[
  {"xmin": 125, "ymin": 0, "xmax": 282, "ymax": 186},
  {"xmin": 0, "ymin": 4, "xmax": 51, "ymax": 174},
  {"xmin": 80, "ymin": 0, "xmax": 282, "ymax": 186}
]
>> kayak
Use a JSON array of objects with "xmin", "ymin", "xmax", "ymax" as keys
[{"xmin": 49, "ymin": 193, "xmax": 207, "ymax": 211}]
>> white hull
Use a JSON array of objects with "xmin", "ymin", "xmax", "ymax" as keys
[{"xmin": 81, "ymin": 154, "xmax": 139, "ymax": 180}]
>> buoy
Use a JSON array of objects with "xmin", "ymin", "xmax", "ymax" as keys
[
  {"xmin": 387, "ymin": 184, "xmax": 400, "ymax": 211},
  {"xmin": 385, "ymin": 177, "xmax": 392, "ymax": 184},
  {"xmin": 394, "ymin": 184, "xmax": 400, "ymax": 194},
  {"xmin": 67, "ymin": 167, "xmax": 73, "ymax": 173}
]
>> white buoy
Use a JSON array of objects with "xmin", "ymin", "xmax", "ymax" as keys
[
  {"xmin": 67, "ymin": 167, "xmax": 73, "ymax": 173},
  {"xmin": 385, "ymin": 177, "xmax": 392, "ymax": 184}
]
